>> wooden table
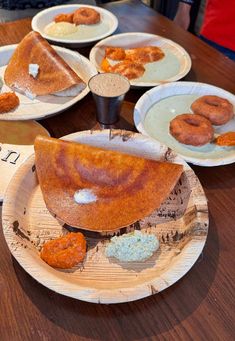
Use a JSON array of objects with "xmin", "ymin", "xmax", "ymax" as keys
[{"xmin": 0, "ymin": 1, "xmax": 235, "ymax": 340}]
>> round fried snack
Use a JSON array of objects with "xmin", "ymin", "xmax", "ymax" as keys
[
  {"xmin": 169, "ymin": 113, "xmax": 214, "ymax": 146},
  {"xmin": 126, "ymin": 46, "xmax": 165, "ymax": 64},
  {"xmin": 100, "ymin": 57, "xmax": 112, "ymax": 72},
  {"xmin": 73, "ymin": 7, "xmax": 100, "ymax": 25},
  {"xmin": 111, "ymin": 60, "xmax": 145, "ymax": 80},
  {"xmin": 0, "ymin": 92, "xmax": 19, "ymax": 114},
  {"xmin": 214, "ymin": 132, "xmax": 235, "ymax": 146},
  {"xmin": 54, "ymin": 13, "xmax": 74, "ymax": 23},
  {"xmin": 40, "ymin": 232, "xmax": 86, "ymax": 269},
  {"xmin": 191, "ymin": 95, "xmax": 234, "ymax": 126},
  {"xmin": 105, "ymin": 47, "xmax": 126, "ymax": 61}
]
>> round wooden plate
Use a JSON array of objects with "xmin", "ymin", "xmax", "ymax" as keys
[{"xmin": 2, "ymin": 130, "xmax": 208, "ymax": 304}]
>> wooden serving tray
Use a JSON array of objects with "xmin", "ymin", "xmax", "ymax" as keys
[{"xmin": 2, "ymin": 130, "xmax": 208, "ymax": 304}]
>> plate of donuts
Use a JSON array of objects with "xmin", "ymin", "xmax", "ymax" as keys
[
  {"xmin": 134, "ymin": 81, "xmax": 235, "ymax": 166},
  {"xmin": 89, "ymin": 32, "xmax": 191, "ymax": 87},
  {"xmin": 32, "ymin": 5, "xmax": 118, "ymax": 48}
]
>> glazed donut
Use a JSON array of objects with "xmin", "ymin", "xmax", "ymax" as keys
[
  {"xmin": 191, "ymin": 95, "xmax": 234, "ymax": 126},
  {"xmin": 73, "ymin": 7, "xmax": 100, "ymax": 25},
  {"xmin": 54, "ymin": 13, "xmax": 74, "ymax": 23},
  {"xmin": 105, "ymin": 47, "xmax": 126, "ymax": 61},
  {"xmin": 40, "ymin": 232, "xmax": 86, "ymax": 269},
  {"xmin": 169, "ymin": 113, "xmax": 214, "ymax": 146},
  {"xmin": 111, "ymin": 60, "xmax": 145, "ymax": 80}
]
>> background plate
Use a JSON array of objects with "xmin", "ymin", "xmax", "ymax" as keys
[
  {"xmin": 0, "ymin": 44, "xmax": 97, "ymax": 120},
  {"xmin": 89, "ymin": 32, "xmax": 191, "ymax": 87},
  {"xmin": 2, "ymin": 130, "xmax": 208, "ymax": 304},
  {"xmin": 134, "ymin": 82, "xmax": 235, "ymax": 166},
  {"xmin": 0, "ymin": 120, "xmax": 49, "ymax": 201},
  {"xmin": 31, "ymin": 5, "xmax": 118, "ymax": 48}
]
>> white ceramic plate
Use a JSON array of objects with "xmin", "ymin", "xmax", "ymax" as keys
[
  {"xmin": 31, "ymin": 5, "xmax": 118, "ymax": 48},
  {"xmin": 89, "ymin": 32, "xmax": 191, "ymax": 87},
  {"xmin": 134, "ymin": 81, "xmax": 235, "ymax": 166},
  {"xmin": 2, "ymin": 130, "xmax": 208, "ymax": 304},
  {"xmin": 0, "ymin": 44, "xmax": 97, "ymax": 120}
]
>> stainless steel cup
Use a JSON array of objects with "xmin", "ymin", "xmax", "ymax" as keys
[{"xmin": 88, "ymin": 73, "xmax": 130, "ymax": 125}]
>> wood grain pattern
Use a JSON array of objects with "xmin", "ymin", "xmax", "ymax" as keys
[{"xmin": 0, "ymin": 1, "xmax": 235, "ymax": 340}]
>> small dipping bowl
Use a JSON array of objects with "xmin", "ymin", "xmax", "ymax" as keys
[{"xmin": 88, "ymin": 73, "xmax": 130, "ymax": 125}]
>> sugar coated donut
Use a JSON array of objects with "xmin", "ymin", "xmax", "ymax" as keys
[
  {"xmin": 40, "ymin": 232, "xmax": 86, "ymax": 269},
  {"xmin": 191, "ymin": 95, "xmax": 234, "ymax": 126},
  {"xmin": 73, "ymin": 7, "xmax": 100, "ymax": 25},
  {"xmin": 170, "ymin": 113, "xmax": 214, "ymax": 146}
]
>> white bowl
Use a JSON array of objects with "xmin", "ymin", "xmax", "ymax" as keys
[{"xmin": 32, "ymin": 4, "xmax": 118, "ymax": 48}]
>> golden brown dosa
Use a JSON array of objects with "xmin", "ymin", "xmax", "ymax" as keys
[
  {"xmin": 4, "ymin": 31, "xmax": 85, "ymax": 96},
  {"xmin": 34, "ymin": 135, "xmax": 183, "ymax": 232}
]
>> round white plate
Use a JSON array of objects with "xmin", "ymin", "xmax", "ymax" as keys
[
  {"xmin": 134, "ymin": 81, "xmax": 235, "ymax": 166},
  {"xmin": 2, "ymin": 130, "xmax": 208, "ymax": 304},
  {"xmin": 31, "ymin": 5, "xmax": 118, "ymax": 48},
  {"xmin": 89, "ymin": 32, "xmax": 191, "ymax": 87},
  {"xmin": 0, "ymin": 44, "xmax": 97, "ymax": 120}
]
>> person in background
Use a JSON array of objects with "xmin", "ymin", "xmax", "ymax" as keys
[
  {"xmin": 174, "ymin": 0, "xmax": 235, "ymax": 61},
  {"xmin": 151, "ymin": 0, "xmax": 201, "ymax": 35}
]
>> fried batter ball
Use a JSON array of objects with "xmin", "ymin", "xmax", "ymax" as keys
[
  {"xmin": 101, "ymin": 57, "xmax": 112, "ymax": 72},
  {"xmin": 73, "ymin": 7, "xmax": 100, "ymax": 25},
  {"xmin": 214, "ymin": 132, "xmax": 235, "ymax": 146},
  {"xmin": 111, "ymin": 60, "xmax": 145, "ymax": 80},
  {"xmin": 0, "ymin": 92, "xmax": 19, "ymax": 114},
  {"xmin": 40, "ymin": 232, "xmax": 86, "ymax": 269},
  {"xmin": 126, "ymin": 46, "xmax": 165, "ymax": 64},
  {"xmin": 169, "ymin": 113, "xmax": 214, "ymax": 146},
  {"xmin": 105, "ymin": 47, "xmax": 126, "ymax": 61},
  {"xmin": 191, "ymin": 95, "xmax": 234, "ymax": 126},
  {"xmin": 54, "ymin": 13, "xmax": 74, "ymax": 23}
]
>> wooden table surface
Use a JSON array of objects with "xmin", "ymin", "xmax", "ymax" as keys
[{"xmin": 0, "ymin": 1, "xmax": 235, "ymax": 340}]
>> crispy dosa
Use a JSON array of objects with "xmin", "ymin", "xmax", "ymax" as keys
[
  {"xmin": 4, "ymin": 31, "xmax": 85, "ymax": 96},
  {"xmin": 34, "ymin": 135, "xmax": 183, "ymax": 232}
]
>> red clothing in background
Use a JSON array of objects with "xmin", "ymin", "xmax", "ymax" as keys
[{"xmin": 200, "ymin": 0, "xmax": 235, "ymax": 51}]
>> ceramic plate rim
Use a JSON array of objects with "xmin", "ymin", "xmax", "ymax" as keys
[
  {"xmin": 31, "ymin": 4, "xmax": 118, "ymax": 45},
  {"xmin": 2, "ymin": 130, "xmax": 208, "ymax": 304},
  {"xmin": 0, "ymin": 44, "xmax": 98, "ymax": 121},
  {"xmin": 89, "ymin": 32, "xmax": 192, "ymax": 87},
  {"xmin": 134, "ymin": 81, "xmax": 235, "ymax": 166}
]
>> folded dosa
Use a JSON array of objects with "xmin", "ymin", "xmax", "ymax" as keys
[
  {"xmin": 4, "ymin": 31, "xmax": 85, "ymax": 96},
  {"xmin": 34, "ymin": 135, "xmax": 183, "ymax": 232}
]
